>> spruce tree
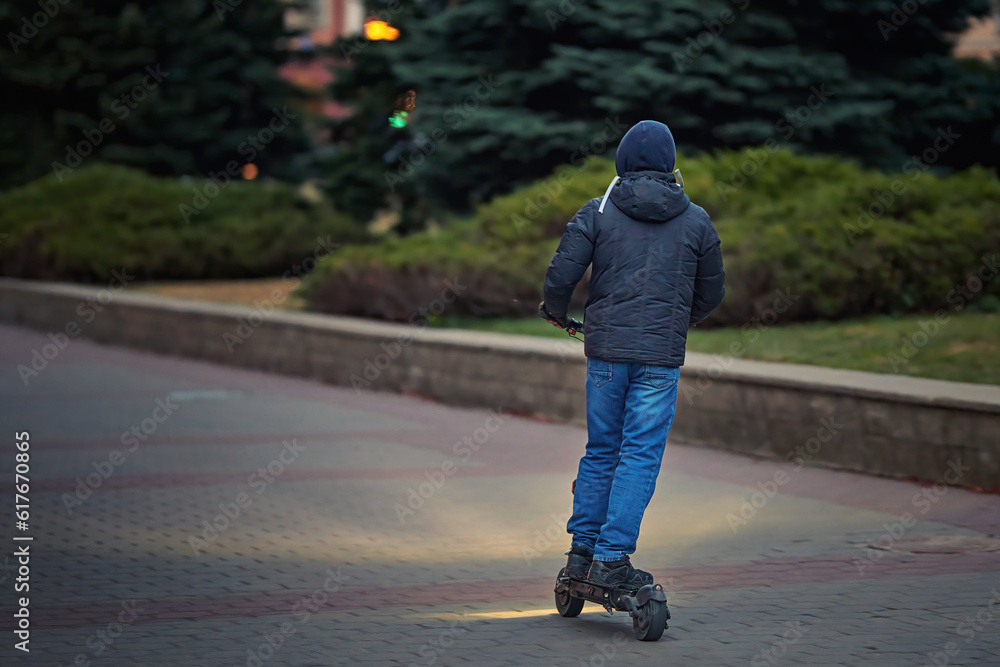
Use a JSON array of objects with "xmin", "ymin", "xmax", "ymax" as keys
[
  {"xmin": 0, "ymin": 0, "xmax": 310, "ymax": 189},
  {"xmin": 325, "ymin": 0, "xmax": 999, "ymax": 223}
]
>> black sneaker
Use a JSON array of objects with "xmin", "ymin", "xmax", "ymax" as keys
[
  {"xmin": 587, "ymin": 556, "xmax": 654, "ymax": 590},
  {"xmin": 564, "ymin": 545, "xmax": 593, "ymax": 580}
]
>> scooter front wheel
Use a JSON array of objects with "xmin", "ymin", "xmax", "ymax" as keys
[{"xmin": 632, "ymin": 599, "xmax": 667, "ymax": 641}]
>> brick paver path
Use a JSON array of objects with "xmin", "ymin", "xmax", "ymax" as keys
[{"xmin": 1, "ymin": 324, "xmax": 999, "ymax": 666}]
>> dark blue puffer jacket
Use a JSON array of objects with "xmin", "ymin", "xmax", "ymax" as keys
[{"xmin": 542, "ymin": 120, "xmax": 725, "ymax": 367}]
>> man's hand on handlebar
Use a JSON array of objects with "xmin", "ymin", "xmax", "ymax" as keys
[
  {"xmin": 539, "ymin": 302, "xmax": 583, "ymax": 335},
  {"xmin": 539, "ymin": 301, "xmax": 568, "ymax": 328}
]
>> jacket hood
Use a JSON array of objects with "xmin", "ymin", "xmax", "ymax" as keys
[
  {"xmin": 615, "ymin": 120, "xmax": 676, "ymax": 175},
  {"xmin": 608, "ymin": 170, "xmax": 691, "ymax": 223}
]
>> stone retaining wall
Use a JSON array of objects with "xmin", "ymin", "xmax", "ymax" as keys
[{"xmin": 2, "ymin": 278, "xmax": 998, "ymax": 489}]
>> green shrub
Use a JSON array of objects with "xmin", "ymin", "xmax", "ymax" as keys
[
  {"xmin": 303, "ymin": 150, "xmax": 1000, "ymax": 325},
  {"xmin": 0, "ymin": 164, "xmax": 367, "ymax": 282},
  {"xmin": 303, "ymin": 227, "xmax": 559, "ymax": 321}
]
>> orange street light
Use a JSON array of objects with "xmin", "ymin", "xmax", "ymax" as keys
[{"xmin": 365, "ymin": 19, "xmax": 399, "ymax": 41}]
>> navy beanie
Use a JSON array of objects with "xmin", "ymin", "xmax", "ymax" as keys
[{"xmin": 614, "ymin": 120, "xmax": 676, "ymax": 176}]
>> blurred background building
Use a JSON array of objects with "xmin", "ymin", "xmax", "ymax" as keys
[
  {"xmin": 280, "ymin": 0, "xmax": 367, "ymax": 122},
  {"xmin": 285, "ymin": 0, "xmax": 366, "ymax": 49},
  {"xmin": 281, "ymin": 0, "xmax": 365, "ymax": 118},
  {"xmin": 955, "ymin": 5, "xmax": 1000, "ymax": 58}
]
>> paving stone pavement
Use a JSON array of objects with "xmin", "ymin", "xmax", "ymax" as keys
[{"xmin": 1, "ymin": 323, "xmax": 999, "ymax": 667}]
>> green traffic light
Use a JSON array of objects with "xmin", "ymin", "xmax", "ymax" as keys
[{"xmin": 389, "ymin": 111, "xmax": 409, "ymax": 128}]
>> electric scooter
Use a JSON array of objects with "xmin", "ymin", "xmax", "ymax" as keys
[{"xmin": 553, "ymin": 569, "xmax": 670, "ymax": 642}]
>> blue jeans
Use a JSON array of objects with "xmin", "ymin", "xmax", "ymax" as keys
[{"xmin": 568, "ymin": 359, "xmax": 679, "ymax": 562}]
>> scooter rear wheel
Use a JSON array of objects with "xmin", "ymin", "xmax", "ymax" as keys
[
  {"xmin": 632, "ymin": 599, "xmax": 667, "ymax": 641},
  {"xmin": 554, "ymin": 569, "xmax": 585, "ymax": 618}
]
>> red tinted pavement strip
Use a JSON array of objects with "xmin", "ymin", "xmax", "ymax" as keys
[{"xmin": 33, "ymin": 551, "xmax": 1000, "ymax": 629}]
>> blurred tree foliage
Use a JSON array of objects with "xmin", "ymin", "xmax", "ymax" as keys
[
  {"xmin": 0, "ymin": 0, "xmax": 311, "ymax": 190},
  {"xmin": 326, "ymin": 0, "xmax": 1000, "ymax": 226}
]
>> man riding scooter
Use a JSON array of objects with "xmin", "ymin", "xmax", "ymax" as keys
[{"xmin": 540, "ymin": 119, "xmax": 726, "ymax": 590}]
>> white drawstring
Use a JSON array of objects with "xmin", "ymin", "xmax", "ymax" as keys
[
  {"xmin": 598, "ymin": 176, "xmax": 620, "ymax": 214},
  {"xmin": 673, "ymin": 168, "xmax": 684, "ymax": 188}
]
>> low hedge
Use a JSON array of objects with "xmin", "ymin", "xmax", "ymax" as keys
[
  {"xmin": 0, "ymin": 164, "xmax": 367, "ymax": 282},
  {"xmin": 303, "ymin": 232, "xmax": 557, "ymax": 321},
  {"xmin": 303, "ymin": 150, "xmax": 1000, "ymax": 326}
]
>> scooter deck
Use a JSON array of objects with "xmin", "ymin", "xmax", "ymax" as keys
[{"xmin": 555, "ymin": 575, "xmax": 669, "ymax": 616}]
